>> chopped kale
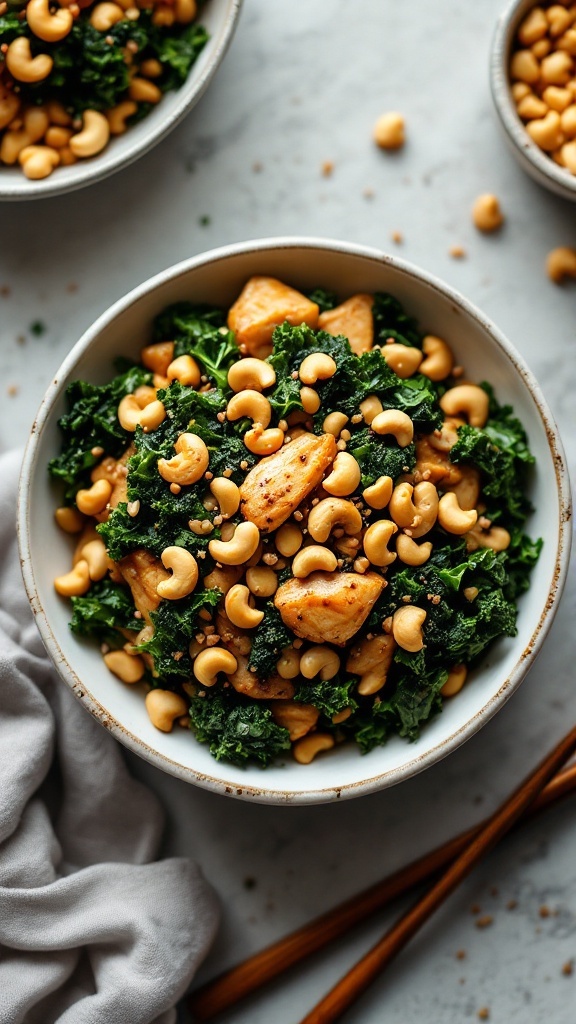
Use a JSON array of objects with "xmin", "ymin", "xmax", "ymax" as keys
[
  {"xmin": 306, "ymin": 287, "xmax": 338, "ymax": 312},
  {"xmin": 151, "ymin": 304, "xmax": 236, "ymax": 391},
  {"xmin": 136, "ymin": 587, "xmax": 221, "ymax": 681},
  {"xmin": 372, "ymin": 292, "xmax": 422, "ymax": 348},
  {"xmin": 348, "ymin": 427, "xmax": 416, "ymax": 486},
  {"xmin": 69, "ymin": 579, "xmax": 140, "ymax": 646},
  {"xmin": 155, "ymin": 22, "xmax": 209, "ymax": 91},
  {"xmin": 48, "ymin": 365, "xmax": 151, "ymax": 500},
  {"xmin": 189, "ymin": 689, "xmax": 291, "ymax": 767},
  {"xmin": 248, "ymin": 604, "xmax": 293, "ymax": 677},
  {"xmin": 294, "ymin": 677, "xmax": 358, "ymax": 718}
]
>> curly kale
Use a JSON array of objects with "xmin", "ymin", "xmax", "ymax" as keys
[
  {"xmin": 152, "ymin": 304, "xmax": 236, "ymax": 391},
  {"xmin": 70, "ymin": 579, "xmax": 141, "ymax": 646},
  {"xmin": 136, "ymin": 587, "xmax": 221, "ymax": 682},
  {"xmin": 48, "ymin": 364, "xmax": 150, "ymax": 500},
  {"xmin": 189, "ymin": 690, "xmax": 291, "ymax": 767},
  {"xmin": 248, "ymin": 604, "xmax": 293, "ymax": 677}
]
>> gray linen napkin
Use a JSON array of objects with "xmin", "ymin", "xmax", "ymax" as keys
[{"xmin": 0, "ymin": 450, "xmax": 220, "ymax": 1024}]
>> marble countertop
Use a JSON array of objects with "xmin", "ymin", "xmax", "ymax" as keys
[{"xmin": 1, "ymin": 1, "xmax": 575, "ymax": 1021}]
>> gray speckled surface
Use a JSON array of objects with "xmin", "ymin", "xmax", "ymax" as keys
[{"xmin": 1, "ymin": 1, "xmax": 575, "ymax": 1021}]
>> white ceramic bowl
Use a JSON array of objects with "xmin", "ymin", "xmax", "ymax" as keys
[
  {"xmin": 491, "ymin": 0, "xmax": 576, "ymax": 200},
  {"xmin": 18, "ymin": 238, "xmax": 572, "ymax": 804},
  {"xmin": 0, "ymin": 0, "xmax": 241, "ymax": 202}
]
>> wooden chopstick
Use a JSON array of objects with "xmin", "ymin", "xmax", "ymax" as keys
[
  {"xmin": 298, "ymin": 726, "xmax": 576, "ymax": 1024},
  {"xmin": 189, "ymin": 759, "xmax": 576, "ymax": 1021}
]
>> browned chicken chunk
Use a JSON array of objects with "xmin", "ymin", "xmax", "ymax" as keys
[
  {"xmin": 228, "ymin": 276, "xmax": 320, "ymax": 358},
  {"xmin": 228, "ymin": 655, "xmax": 295, "ymax": 700},
  {"xmin": 415, "ymin": 436, "xmax": 462, "ymax": 487},
  {"xmin": 274, "ymin": 570, "xmax": 385, "ymax": 647},
  {"xmin": 271, "ymin": 701, "xmax": 320, "ymax": 740},
  {"xmin": 91, "ymin": 445, "xmax": 134, "ymax": 522},
  {"xmin": 239, "ymin": 432, "xmax": 336, "ymax": 533},
  {"xmin": 318, "ymin": 293, "xmax": 374, "ymax": 355},
  {"xmin": 215, "ymin": 607, "xmax": 252, "ymax": 658},
  {"xmin": 118, "ymin": 549, "xmax": 169, "ymax": 622}
]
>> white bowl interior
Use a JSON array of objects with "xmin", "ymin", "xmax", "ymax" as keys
[
  {"xmin": 0, "ymin": 0, "xmax": 240, "ymax": 201},
  {"xmin": 491, "ymin": 0, "xmax": 576, "ymax": 199},
  {"xmin": 20, "ymin": 240, "xmax": 570, "ymax": 803}
]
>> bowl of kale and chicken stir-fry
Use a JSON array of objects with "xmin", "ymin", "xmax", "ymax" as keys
[{"xmin": 18, "ymin": 239, "xmax": 571, "ymax": 803}]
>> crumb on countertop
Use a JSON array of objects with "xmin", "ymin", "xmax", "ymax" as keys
[
  {"xmin": 30, "ymin": 320, "xmax": 46, "ymax": 337},
  {"xmin": 252, "ymin": 161, "xmax": 263, "ymax": 173},
  {"xmin": 66, "ymin": 282, "xmax": 78, "ymax": 294},
  {"xmin": 362, "ymin": 187, "xmax": 375, "ymax": 199},
  {"xmin": 506, "ymin": 899, "xmax": 518, "ymax": 911},
  {"xmin": 471, "ymin": 904, "xmax": 481, "ymax": 915},
  {"xmin": 0, "ymin": 285, "xmax": 11, "ymax": 297},
  {"xmin": 321, "ymin": 160, "xmax": 334, "ymax": 177},
  {"xmin": 455, "ymin": 949, "xmax": 467, "ymax": 960},
  {"xmin": 449, "ymin": 245, "xmax": 467, "ymax": 259},
  {"xmin": 475, "ymin": 915, "xmax": 494, "ymax": 930},
  {"xmin": 562, "ymin": 960, "xmax": 574, "ymax": 977},
  {"xmin": 539, "ymin": 905, "xmax": 551, "ymax": 918},
  {"xmin": 391, "ymin": 230, "xmax": 403, "ymax": 244},
  {"xmin": 7, "ymin": 384, "xmax": 19, "ymax": 397},
  {"xmin": 477, "ymin": 1008, "xmax": 490, "ymax": 1020}
]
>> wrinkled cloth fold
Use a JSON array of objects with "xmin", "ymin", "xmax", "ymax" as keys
[{"xmin": 0, "ymin": 450, "xmax": 219, "ymax": 1024}]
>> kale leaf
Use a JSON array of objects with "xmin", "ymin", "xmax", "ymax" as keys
[
  {"xmin": 48, "ymin": 364, "xmax": 150, "ymax": 500},
  {"xmin": 372, "ymin": 292, "xmax": 422, "ymax": 348},
  {"xmin": 189, "ymin": 689, "xmax": 291, "ymax": 767},
  {"xmin": 347, "ymin": 427, "xmax": 416, "ymax": 486},
  {"xmin": 306, "ymin": 287, "xmax": 338, "ymax": 312},
  {"xmin": 248, "ymin": 604, "xmax": 293, "ymax": 677},
  {"xmin": 69, "ymin": 579, "xmax": 140, "ymax": 646},
  {"xmin": 136, "ymin": 587, "xmax": 221, "ymax": 681},
  {"xmin": 152, "ymin": 303, "xmax": 236, "ymax": 390},
  {"xmin": 293, "ymin": 677, "xmax": 358, "ymax": 718},
  {"xmin": 155, "ymin": 22, "xmax": 209, "ymax": 91}
]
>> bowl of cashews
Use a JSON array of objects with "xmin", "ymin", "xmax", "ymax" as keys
[
  {"xmin": 491, "ymin": 0, "xmax": 576, "ymax": 198},
  {"xmin": 18, "ymin": 238, "xmax": 571, "ymax": 804},
  {"xmin": 0, "ymin": 0, "xmax": 241, "ymax": 200}
]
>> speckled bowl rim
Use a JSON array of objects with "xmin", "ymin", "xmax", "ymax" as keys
[
  {"xmin": 490, "ymin": 0, "xmax": 576, "ymax": 200},
  {"xmin": 17, "ymin": 237, "xmax": 572, "ymax": 804},
  {"xmin": 0, "ymin": 0, "xmax": 242, "ymax": 202}
]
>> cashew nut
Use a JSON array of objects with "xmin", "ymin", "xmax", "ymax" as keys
[
  {"xmin": 359, "ymin": 395, "xmax": 383, "ymax": 425},
  {"xmin": 129, "ymin": 78, "xmax": 162, "ymax": 104},
  {"xmin": 158, "ymin": 432, "xmax": 209, "ymax": 486},
  {"xmin": 322, "ymin": 452, "xmax": 361, "ymax": 496},
  {"xmin": 104, "ymin": 649, "xmax": 145, "ymax": 683},
  {"xmin": 363, "ymin": 519, "xmax": 398, "ymax": 566},
  {"xmin": 145, "ymin": 689, "xmax": 188, "ymax": 732},
  {"xmin": 276, "ymin": 646, "xmax": 300, "ymax": 679},
  {"xmin": 244, "ymin": 425, "xmax": 284, "ymax": 455},
  {"xmin": 193, "ymin": 647, "xmax": 238, "ymax": 687},
  {"xmin": 300, "ymin": 645, "xmax": 341, "ymax": 680},
  {"xmin": 157, "ymin": 546, "xmax": 199, "ymax": 600},
  {"xmin": 0, "ymin": 89, "xmax": 20, "ymax": 131},
  {"xmin": 6, "ymin": 38, "xmax": 53, "ymax": 83},
  {"xmin": 373, "ymin": 111, "xmax": 405, "ymax": 149},
  {"xmin": 225, "ymin": 584, "xmax": 264, "ymax": 629},
  {"xmin": 174, "ymin": 0, "xmax": 197, "ymax": 22},
  {"xmin": 363, "ymin": 475, "xmax": 393, "ymax": 510},
  {"xmin": 526, "ymin": 110, "xmax": 564, "ymax": 150},
  {"xmin": 465, "ymin": 524, "xmax": 511, "ymax": 552},
  {"xmin": 441, "ymin": 664, "xmax": 468, "ymax": 697},
  {"xmin": 322, "ymin": 411, "xmax": 348, "ymax": 436},
  {"xmin": 546, "ymin": 246, "xmax": 576, "ymax": 283},
  {"xmin": 472, "ymin": 194, "xmax": 504, "ymax": 233},
  {"xmin": 392, "ymin": 605, "xmax": 427, "ymax": 652},
  {"xmin": 90, "ymin": 1, "xmax": 124, "ymax": 29},
  {"xmin": 275, "ymin": 522, "xmax": 303, "ymax": 557},
  {"xmin": 300, "ymin": 386, "xmax": 321, "ymax": 413},
  {"xmin": 439, "ymin": 385, "xmax": 489, "ymax": 428},
  {"xmin": 27, "ymin": 0, "xmax": 73, "ymax": 41},
  {"xmin": 428, "ymin": 417, "xmax": 462, "ymax": 452},
  {"xmin": 141, "ymin": 341, "xmax": 174, "ymax": 376},
  {"xmin": 228, "ymin": 358, "xmax": 276, "ymax": 392},
  {"xmin": 210, "ymin": 477, "xmax": 240, "ymax": 519},
  {"xmin": 69, "ymin": 110, "xmax": 110, "ymax": 158},
  {"xmin": 396, "ymin": 534, "xmax": 432, "ymax": 566},
  {"xmin": 45, "ymin": 126, "xmax": 73, "ymax": 149},
  {"xmin": 81, "ymin": 538, "xmax": 109, "ymax": 580},
  {"xmin": 389, "ymin": 481, "xmax": 439, "ymax": 538},
  {"xmin": 371, "ymin": 409, "xmax": 414, "ymax": 447},
  {"xmin": 166, "ymin": 354, "xmax": 201, "ymax": 387},
  {"xmin": 380, "ymin": 343, "xmax": 423, "ymax": 378},
  {"xmin": 292, "ymin": 545, "xmax": 338, "ymax": 577},
  {"xmin": 208, "ymin": 521, "xmax": 260, "ymax": 565},
  {"xmin": 19, "ymin": 145, "xmax": 60, "ymax": 179},
  {"xmin": 106, "ymin": 100, "xmax": 138, "ymax": 135},
  {"xmin": 246, "ymin": 566, "xmax": 278, "ymax": 597},
  {"xmin": 0, "ymin": 106, "xmax": 49, "ymax": 164},
  {"xmin": 54, "ymin": 559, "xmax": 91, "ymax": 596},
  {"xmin": 76, "ymin": 479, "xmax": 112, "ymax": 516},
  {"xmin": 293, "ymin": 733, "xmax": 335, "ymax": 763},
  {"xmin": 299, "ymin": 353, "xmax": 337, "ymax": 385},
  {"xmin": 438, "ymin": 492, "xmax": 478, "ymax": 535},
  {"xmin": 346, "ymin": 633, "xmax": 397, "ymax": 695},
  {"xmin": 55, "ymin": 506, "xmax": 85, "ymax": 533},
  {"xmin": 307, "ymin": 497, "xmax": 363, "ymax": 543},
  {"xmin": 226, "ymin": 389, "xmax": 271, "ymax": 428},
  {"xmin": 419, "ymin": 335, "xmax": 454, "ymax": 381}
]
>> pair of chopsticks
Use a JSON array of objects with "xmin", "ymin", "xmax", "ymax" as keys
[{"xmin": 190, "ymin": 727, "xmax": 576, "ymax": 1023}]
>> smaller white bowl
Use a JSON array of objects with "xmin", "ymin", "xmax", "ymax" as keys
[
  {"xmin": 491, "ymin": 0, "xmax": 576, "ymax": 200},
  {"xmin": 0, "ymin": 0, "xmax": 241, "ymax": 202}
]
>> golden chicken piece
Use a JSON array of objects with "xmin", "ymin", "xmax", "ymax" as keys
[
  {"xmin": 239, "ymin": 432, "xmax": 336, "ymax": 533},
  {"xmin": 271, "ymin": 701, "xmax": 320, "ymax": 740},
  {"xmin": 274, "ymin": 570, "xmax": 385, "ymax": 647},
  {"xmin": 228, "ymin": 276, "xmax": 320, "ymax": 358},
  {"xmin": 415, "ymin": 436, "xmax": 462, "ymax": 487},
  {"xmin": 318, "ymin": 293, "xmax": 374, "ymax": 355},
  {"xmin": 118, "ymin": 549, "xmax": 170, "ymax": 622},
  {"xmin": 346, "ymin": 633, "xmax": 397, "ymax": 695},
  {"xmin": 227, "ymin": 654, "xmax": 295, "ymax": 700},
  {"xmin": 203, "ymin": 564, "xmax": 244, "ymax": 595},
  {"xmin": 215, "ymin": 607, "xmax": 252, "ymax": 658},
  {"xmin": 443, "ymin": 465, "xmax": 481, "ymax": 511}
]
